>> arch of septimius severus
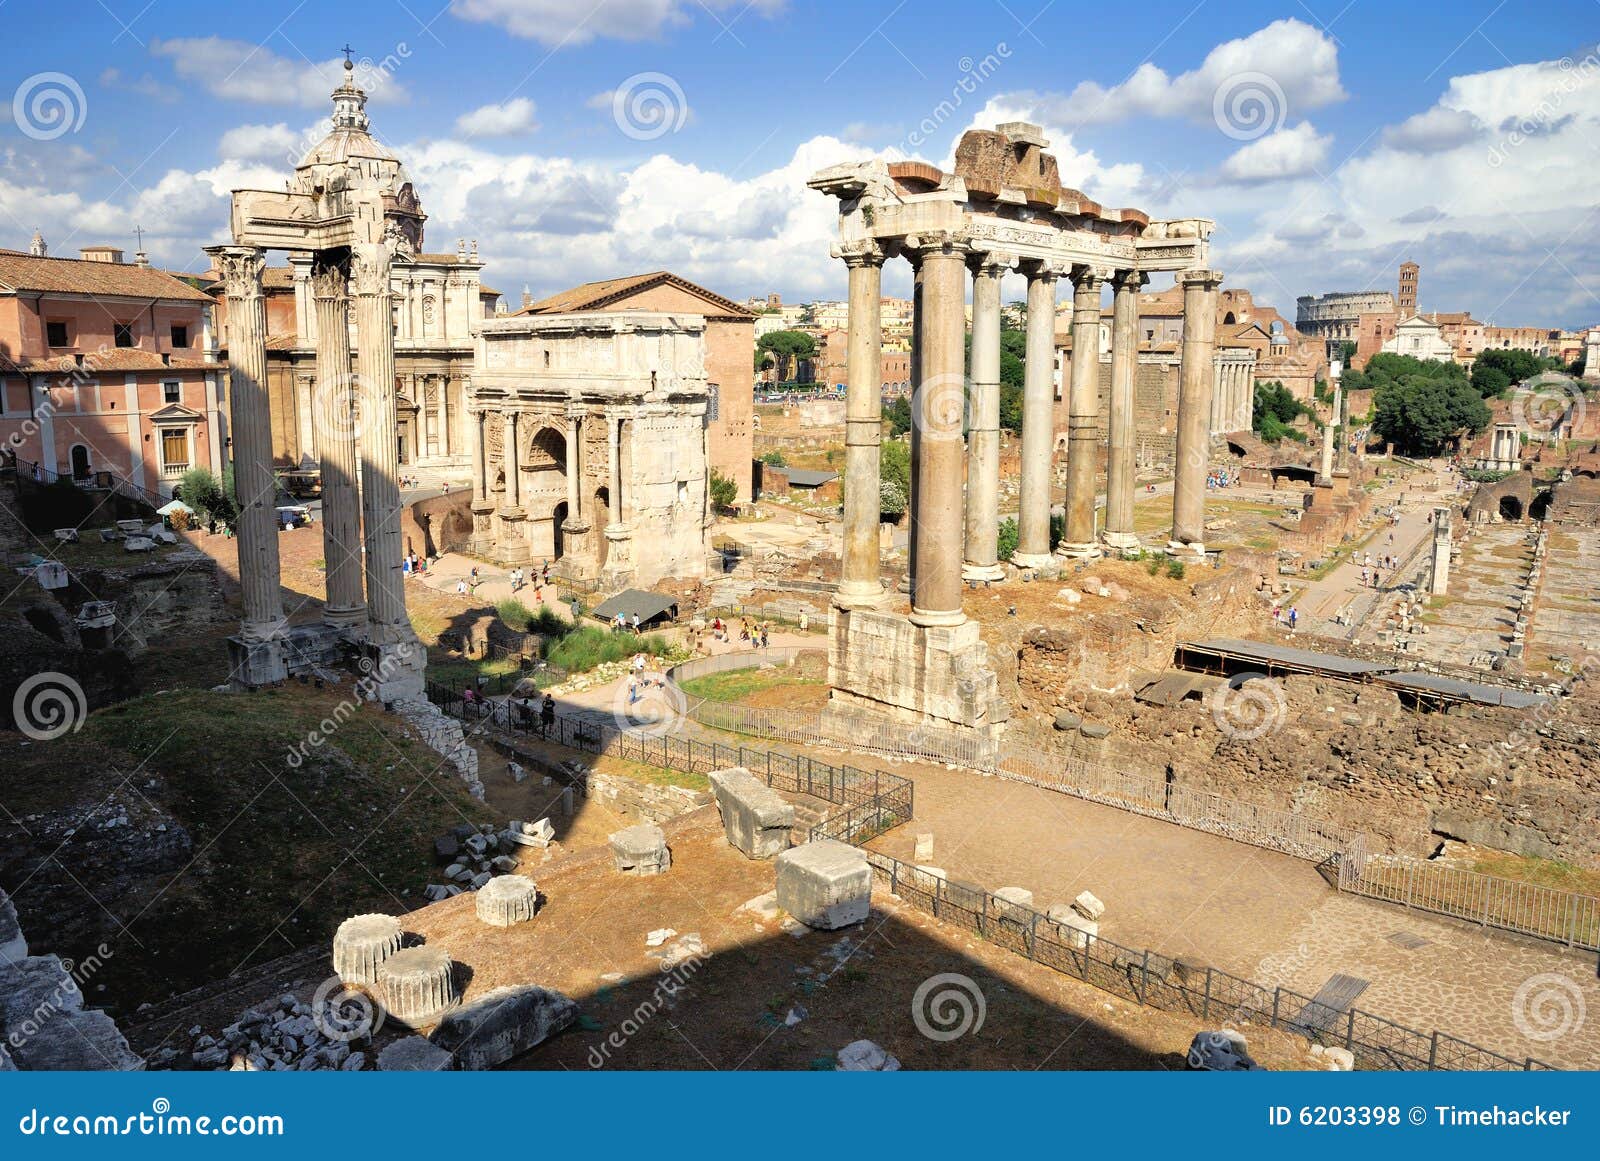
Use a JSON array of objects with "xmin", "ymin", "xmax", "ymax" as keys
[
  {"xmin": 210, "ymin": 59, "xmax": 426, "ymax": 701},
  {"xmin": 809, "ymin": 122, "xmax": 1219, "ymax": 733}
]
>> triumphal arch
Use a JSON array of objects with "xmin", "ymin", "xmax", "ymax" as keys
[{"xmin": 809, "ymin": 122, "xmax": 1219, "ymax": 733}]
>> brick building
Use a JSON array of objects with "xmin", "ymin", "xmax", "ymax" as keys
[{"xmin": 0, "ymin": 237, "xmax": 226, "ymax": 498}]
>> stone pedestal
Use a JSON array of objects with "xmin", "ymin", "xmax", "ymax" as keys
[
  {"xmin": 707, "ymin": 767, "xmax": 794, "ymax": 859},
  {"xmin": 609, "ymin": 823, "xmax": 671, "ymax": 875},
  {"xmin": 227, "ymin": 635, "xmax": 288, "ymax": 688},
  {"xmin": 378, "ymin": 946, "xmax": 457, "ymax": 1026},
  {"xmin": 332, "ymin": 913, "xmax": 403, "ymax": 984},
  {"xmin": 775, "ymin": 839, "xmax": 872, "ymax": 930},
  {"xmin": 828, "ymin": 605, "xmax": 1003, "ymax": 731}
]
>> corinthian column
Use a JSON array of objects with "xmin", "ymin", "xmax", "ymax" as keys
[
  {"xmin": 310, "ymin": 248, "xmax": 366, "ymax": 628},
  {"xmin": 1013, "ymin": 262, "xmax": 1059, "ymax": 567},
  {"xmin": 503, "ymin": 411, "xmax": 522, "ymax": 510},
  {"xmin": 470, "ymin": 408, "xmax": 487, "ymax": 501},
  {"xmin": 838, "ymin": 242, "xmax": 888, "ymax": 607},
  {"xmin": 350, "ymin": 240, "xmax": 416, "ymax": 652},
  {"xmin": 908, "ymin": 234, "xmax": 967, "ymax": 627},
  {"xmin": 206, "ymin": 244, "xmax": 286, "ymax": 674},
  {"xmin": 1059, "ymin": 266, "xmax": 1105, "ymax": 558},
  {"xmin": 1104, "ymin": 268, "xmax": 1145, "ymax": 551},
  {"xmin": 1171, "ymin": 268, "xmax": 1223, "ymax": 552},
  {"xmin": 963, "ymin": 252, "xmax": 1007, "ymax": 582},
  {"xmin": 607, "ymin": 413, "xmax": 623, "ymax": 529},
  {"xmin": 564, "ymin": 409, "xmax": 583, "ymax": 528}
]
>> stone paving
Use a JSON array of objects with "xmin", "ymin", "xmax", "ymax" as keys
[
  {"xmin": 1412, "ymin": 524, "xmax": 1530, "ymax": 668},
  {"xmin": 1528, "ymin": 526, "xmax": 1600, "ymax": 675},
  {"xmin": 862, "ymin": 760, "xmax": 1600, "ymax": 1069}
]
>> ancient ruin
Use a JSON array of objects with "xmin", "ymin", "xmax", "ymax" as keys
[{"xmin": 809, "ymin": 122, "xmax": 1219, "ymax": 730}]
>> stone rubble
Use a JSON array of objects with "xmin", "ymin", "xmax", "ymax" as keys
[
  {"xmin": 1186, "ymin": 1029, "xmax": 1265, "ymax": 1071},
  {"xmin": 836, "ymin": 1039, "xmax": 902, "ymax": 1071}
]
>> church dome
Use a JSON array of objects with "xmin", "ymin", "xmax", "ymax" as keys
[{"xmin": 296, "ymin": 60, "xmax": 403, "ymax": 178}]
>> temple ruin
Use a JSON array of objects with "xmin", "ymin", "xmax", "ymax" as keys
[{"xmin": 809, "ymin": 122, "xmax": 1219, "ymax": 732}]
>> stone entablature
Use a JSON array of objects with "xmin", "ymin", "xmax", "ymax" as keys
[{"xmin": 467, "ymin": 311, "xmax": 711, "ymax": 587}]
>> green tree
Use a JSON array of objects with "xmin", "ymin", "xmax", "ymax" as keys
[
  {"xmin": 708, "ymin": 469, "xmax": 737, "ymax": 511},
  {"xmin": 995, "ymin": 517, "xmax": 1019, "ymax": 562},
  {"xmin": 1252, "ymin": 381, "xmax": 1312, "ymax": 443},
  {"xmin": 759, "ymin": 449, "xmax": 787, "ymax": 467},
  {"xmin": 179, "ymin": 465, "xmax": 236, "ymax": 529},
  {"xmin": 1338, "ymin": 340, "xmax": 1357, "ymax": 364},
  {"xmin": 1371, "ymin": 367, "xmax": 1491, "ymax": 455},
  {"xmin": 879, "ymin": 437, "xmax": 911, "ymax": 502},
  {"xmin": 884, "ymin": 396, "xmax": 913, "ymax": 437},
  {"xmin": 1471, "ymin": 348, "xmax": 1545, "ymax": 396},
  {"xmin": 755, "ymin": 330, "xmax": 817, "ymax": 382}
]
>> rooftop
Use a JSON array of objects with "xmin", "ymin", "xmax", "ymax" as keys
[{"xmin": 0, "ymin": 250, "xmax": 213, "ymax": 303}]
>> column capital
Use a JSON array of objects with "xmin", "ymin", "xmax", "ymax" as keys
[
  {"xmin": 1022, "ymin": 257, "xmax": 1069, "ymax": 283},
  {"xmin": 205, "ymin": 245, "xmax": 265, "ymax": 298},
  {"xmin": 1111, "ymin": 268, "xmax": 1149, "ymax": 293},
  {"xmin": 968, "ymin": 249, "xmax": 1018, "ymax": 277},
  {"xmin": 309, "ymin": 247, "xmax": 351, "ymax": 301},
  {"xmin": 901, "ymin": 229, "xmax": 969, "ymax": 260},
  {"xmin": 1071, "ymin": 264, "xmax": 1116, "ymax": 290},
  {"xmin": 1180, "ymin": 267, "xmax": 1225, "ymax": 290},
  {"xmin": 349, "ymin": 241, "xmax": 396, "ymax": 297},
  {"xmin": 837, "ymin": 240, "xmax": 887, "ymax": 269}
]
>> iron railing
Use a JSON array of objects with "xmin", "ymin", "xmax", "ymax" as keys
[{"xmin": 1340, "ymin": 834, "xmax": 1600, "ymax": 951}]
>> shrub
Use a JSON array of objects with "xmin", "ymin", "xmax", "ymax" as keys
[
  {"xmin": 996, "ymin": 517, "xmax": 1019, "ymax": 562},
  {"xmin": 709, "ymin": 469, "xmax": 737, "ymax": 511},
  {"xmin": 1166, "ymin": 558, "xmax": 1187, "ymax": 580},
  {"xmin": 543, "ymin": 625, "xmax": 673, "ymax": 671}
]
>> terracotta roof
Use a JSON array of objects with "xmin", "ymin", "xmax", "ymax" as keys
[
  {"xmin": 15, "ymin": 350, "xmax": 212, "ymax": 373},
  {"xmin": 1422, "ymin": 311, "xmax": 1483, "ymax": 326},
  {"xmin": 517, "ymin": 271, "xmax": 754, "ymax": 319},
  {"xmin": 0, "ymin": 251, "xmax": 213, "ymax": 302}
]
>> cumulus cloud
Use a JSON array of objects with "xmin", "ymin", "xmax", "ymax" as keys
[
  {"xmin": 150, "ymin": 37, "xmax": 410, "ymax": 107},
  {"xmin": 451, "ymin": 0, "xmax": 785, "ymax": 47},
  {"xmin": 1008, "ymin": 19, "xmax": 1344, "ymax": 129},
  {"xmin": 455, "ymin": 98, "xmax": 540, "ymax": 137},
  {"xmin": 1218, "ymin": 122, "xmax": 1331, "ymax": 183},
  {"xmin": 1382, "ymin": 106, "xmax": 1483, "ymax": 153}
]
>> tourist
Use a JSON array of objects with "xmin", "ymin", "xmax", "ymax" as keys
[
  {"xmin": 516, "ymin": 696, "xmax": 536, "ymax": 731},
  {"xmin": 627, "ymin": 673, "xmax": 639, "ymax": 705},
  {"xmin": 456, "ymin": 577, "xmax": 468, "ymax": 596},
  {"xmin": 540, "ymin": 693, "xmax": 556, "ymax": 736},
  {"xmin": 470, "ymin": 565, "xmax": 480, "ymax": 590},
  {"xmin": 402, "ymin": 556, "xmax": 412, "ymax": 577},
  {"xmin": 613, "ymin": 612, "xmax": 627, "ymax": 633},
  {"xmin": 1288, "ymin": 607, "xmax": 1299, "ymax": 631},
  {"xmin": 759, "ymin": 623, "xmax": 770, "ymax": 649}
]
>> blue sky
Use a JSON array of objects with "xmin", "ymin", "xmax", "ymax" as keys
[{"xmin": 3, "ymin": 0, "xmax": 1598, "ymax": 326}]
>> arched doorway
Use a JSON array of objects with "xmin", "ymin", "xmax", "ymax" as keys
[
  {"xmin": 69, "ymin": 444, "xmax": 91, "ymax": 480},
  {"xmin": 552, "ymin": 500, "xmax": 568, "ymax": 560},
  {"xmin": 1223, "ymin": 311, "xmax": 1237, "ymax": 325},
  {"xmin": 1499, "ymin": 496, "xmax": 1523, "ymax": 521},
  {"xmin": 1530, "ymin": 490, "xmax": 1553, "ymax": 521}
]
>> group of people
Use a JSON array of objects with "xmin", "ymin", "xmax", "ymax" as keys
[
  {"xmin": 508, "ymin": 562, "xmax": 552, "ymax": 601},
  {"xmin": 514, "ymin": 692, "xmax": 559, "ymax": 736},
  {"xmin": 401, "ymin": 551, "xmax": 426, "ymax": 576},
  {"xmin": 1271, "ymin": 604, "xmax": 1300, "ymax": 631},
  {"xmin": 706, "ymin": 616, "xmax": 772, "ymax": 649},
  {"xmin": 611, "ymin": 612, "xmax": 644, "ymax": 635},
  {"xmin": 626, "ymin": 651, "xmax": 667, "ymax": 705}
]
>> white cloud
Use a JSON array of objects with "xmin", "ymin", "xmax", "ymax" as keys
[
  {"xmin": 98, "ymin": 68, "xmax": 180, "ymax": 102},
  {"xmin": 455, "ymin": 98, "xmax": 540, "ymax": 137},
  {"xmin": 1381, "ymin": 106, "xmax": 1482, "ymax": 153},
  {"xmin": 1219, "ymin": 122, "xmax": 1331, "ymax": 183},
  {"xmin": 451, "ymin": 0, "xmax": 784, "ymax": 47},
  {"xmin": 218, "ymin": 123, "xmax": 303, "ymax": 165},
  {"xmin": 150, "ymin": 38, "xmax": 410, "ymax": 108},
  {"xmin": 1008, "ymin": 19, "xmax": 1344, "ymax": 128}
]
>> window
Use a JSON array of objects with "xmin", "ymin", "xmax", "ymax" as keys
[
  {"xmin": 113, "ymin": 323, "xmax": 134, "ymax": 348},
  {"xmin": 170, "ymin": 324, "xmax": 189, "ymax": 348},
  {"xmin": 160, "ymin": 429, "xmax": 189, "ymax": 476},
  {"xmin": 163, "ymin": 381, "xmax": 180, "ymax": 404},
  {"xmin": 46, "ymin": 321, "xmax": 69, "ymax": 347}
]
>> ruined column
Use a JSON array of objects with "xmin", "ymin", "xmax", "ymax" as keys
[
  {"xmin": 1319, "ymin": 383, "xmax": 1341, "ymax": 483},
  {"xmin": 963, "ymin": 252, "xmax": 1007, "ymax": 582},
  {"xmin": 837, "ymin": 242, "xmax": 888, "ymax": 607},
  {"xmin": 909, "ymin": 235, "xmax": 967, "ymax": 626},
  {"xmin": 1170, "ymin": 269, "xmax": 1222, "ymax": 553},
  {"xmin": 470, "ymin": 408, "xmax": 487, "ymax": 502},
  {"xmin": 564, "ymin": 410, "xmax": 582, "ymax": 527},
  {"xmin": 1059, "ymin": 266, "xmax": 1104, "ymax": 558},
  {"xmin": 1429, "ymin": 506, "xmax": 1452, "ymax": 595},
  {"xmin": 351, "ymin": 239, "xmax": 422, "ymax": 680},
  {"xmin": 1014, "ymin": 262, "xmax": 1059, "ymax": 567},
  {"xmin": 1104, "ymin": 268, "xmax": 1145, "ymax": 551},
  {"xmin": 503, "ymin": 411, "xmax": 521, "ymax": 510},
  {"xmin": 310, "ymin": 248, "xmax": 366, "ymax": 629},
  {"xmin": 206, "ymin": 245, "xmax": 286, "ymax": 685},
  {"xmin": 607, "ymin": 413, "xmax": 623, "ymax": 529}
]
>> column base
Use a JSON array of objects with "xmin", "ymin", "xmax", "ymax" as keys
[
  {"xmin": 1010, "ymin": 552, "xmax": 1055, "ymax": 569},
  {"xmin": 1101, "ymin": 530, "xmax": 1141, "ymax": 552},
  {"xmin": 359, "ymin": 637, "xmax": 428, "ymax": 704},
  {"xmin": 1055, "ymin": 541, "xmax": 1103, "ymax": 561},
  {"xmin": 1166, "ymin": 539, "xmax": 1206, "ymax": 557},
  {"xmin": 323, "ymin": 603, "xmax": 368, "ymax": 630},
  {"xmin": 227, "ymin": 634, "xmax": 287, "ymax": 689},
  {"xmin": 909, "ymin": 606, "xmax": 966, "ymax": 629},
  {"xmin": 828, "ymin": 606, "xmax": 1004, "ymax": 731},
  {"xmin": 834, "ymin": 582, "xmax": 890, "ymax": 610},
  {"xmin": 961, "ymin": 562, "xmax": 1006, "ymax": 583}
]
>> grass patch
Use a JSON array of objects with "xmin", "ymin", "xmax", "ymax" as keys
[
  {"xmin": 679, "ymin": 665, "xmax": 822, "ymax": 705},
  {"xmin": 0, "ymin": 686, "xmax": 491, "ymax": 1011},
  {"xmin": 1466, "ymin": 849, "xmax": 1600, "ymax": 899},
  {"xmin": 426, "ymin": 654, "xmax": 525, "ymax": 690},
  {"xmin": 544, "ymin": 625, "xmax": 675, "ymax": 672}
]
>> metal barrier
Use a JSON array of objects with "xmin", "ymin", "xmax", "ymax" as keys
[
  {"xmin": 1340, "ymin": 834, "xmax": 1600, "ymax": 951},
  {"xmin": 864, "ymin": 849, "xmax": 1556, "ymax": 1072}
]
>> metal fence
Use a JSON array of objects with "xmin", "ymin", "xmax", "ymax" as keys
[
  {"xmin": 864, "ymin": 849, "xmax": 1556, "ymax": 1072},
  {"xmin": 426, "ymin": 681, "xmax": 1557, "ymax": 1071},
  {"xmin": 1340, "ymin": 834, "xmax": 1600, "ymax": 951}
]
